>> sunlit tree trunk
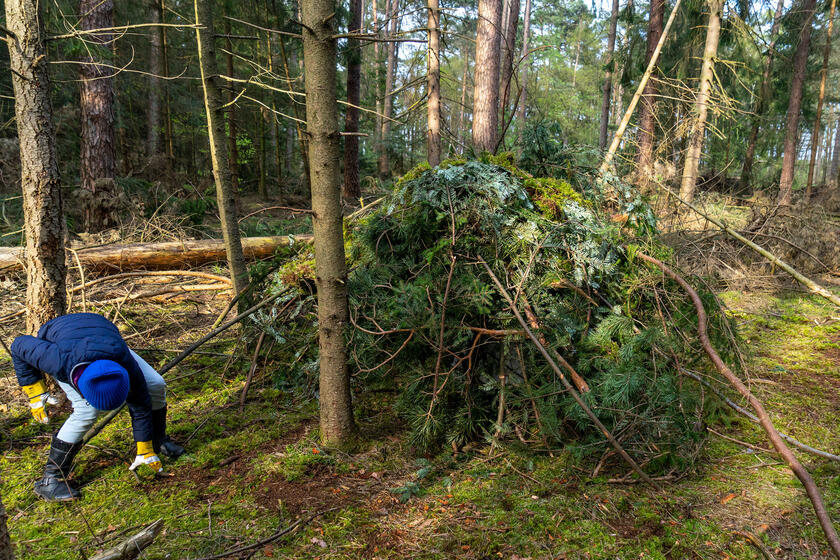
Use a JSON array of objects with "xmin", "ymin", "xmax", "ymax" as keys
[
  {"xmin": 472, "ymin": 0, "xmax": 503, "ymax": 152},
  {"xmin": 599, "ymin": 0, "xmax": 620, "ymax": 151},
  {"xmin": 6, "ymin": 0, "xmax": 67, "ymax": 335},
  {"xmin": 832, "ymin": 112, "xmax": 840, "ymax": 185},
  {"xmin": 635, "ymin": 0, "xmax": 663, "ymax": 184},
  {"xmin": 194, "ymin": 0, "xmax": 249, "ymax": 309},
  {"xmin": 301, "ymin": 0, "xmax": 356, "ymax": 446},
  {"xmin": 344, "ymin": 0, "xmax": 363, "ymax": 199},
  {"xmin": 740, "ymin": 0, "xmax": 785, "ymax": 191},
  {"xmin": 778, "ymin": 0, "xmax": 817, "ymax": 206},
  {"xmin": 427, "ymin": 0, "xmax": 442, "ymax": 166},
  {"xmin": 515, "ymin": 0, "xmax": 531, "ymax": 151},
  {"xmin": 499, "ymin": 0, "xmax": 520, "ymax": 132},
  {"xmin": 147, "ymin": 0, "xmax": 162, "ymax": 158},
  {"xmin": 679, "ymin": 0, "xmax": 722, "ymax": 202},
  {"xmin": 805, "ymin": 0, "xmax": 835, "ymax": 199},
  {"xmin": 456, "ymin": 43, "xmax": 470, "ymax": 153},
  {"xmin": 79, "ymin": 0, "xmax": 116, "ymax": 231}
]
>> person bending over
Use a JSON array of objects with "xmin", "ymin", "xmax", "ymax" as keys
[{"xmin": 11, "ymin": 312, "xmax": 185, "ymax": 501}]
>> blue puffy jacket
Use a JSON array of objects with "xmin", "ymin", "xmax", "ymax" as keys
[{"xmin": 11, "ymin": 313, "xmax": 154, "ymax": 442}]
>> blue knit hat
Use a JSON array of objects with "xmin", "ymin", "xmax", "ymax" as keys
[{"xmin": 77, "ymin": 360, "xmax": 130, "ymax": 410}]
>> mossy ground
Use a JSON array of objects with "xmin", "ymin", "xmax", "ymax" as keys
[{"xmin": 1, "ymin": 284, "xmax": 839, "ymax": 559}]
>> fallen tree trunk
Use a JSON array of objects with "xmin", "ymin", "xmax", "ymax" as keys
[
  {"xmin": 638, "ymin": 252, "xmax": 840, "ymax": 559},
  {"xmin": 90, "ymin": 519, "xmax": 164, "ymax": 560},
  {"xmin": 0, "ymin": 235, "xmax": 313, "ymax": 274}
]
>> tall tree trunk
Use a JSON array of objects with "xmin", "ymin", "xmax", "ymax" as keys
[
  {"xmin": 301, "ymin": 0, "xmax": 356, "ymax": 446},
  {"xmin": 805, "ymin": 0, "xmax": 835, "ymax": 199},
  {"xmin": 372, "ymin": 0, "xmax": 382, "ymax": 148},
  {"xmin": 79, "ymin": 0, "xmax": 116, "ymax": 232},
  {"xmin": 147, "ymin": 0, "xmax": 162, "ymax": 158},
  {"xmin": 498, "ymin": 0, "xmax": 520, "ymax": 133},
  {"xmin": 740, "ymin": 0, "xmax": 784, "ymax": 191},
  {"xmin": 472, "ymin": 0, "xmax": 503, "ymax": 153},
  {"xmin": 378, "ymin": 0, "xmax": 399, "ymax": 178},
  {"xmin": 679, "ymin": 0, "xmax": 722, "ymax": 202},
  {"xmin": 456, "ymin": 42, "xmax": 470, "ymax": 153},
  {"xmin": 194, "ymin": 0, "xmax": 249, "ymax": 310},
  {"xmin": 224, "ymin": 20, "xmax": 240, "ymax": 192},
  {"xmin": 162, "ymin": 0, "xmax": 175, "ymax": 164},
  {"xmin": 6, "ymin": 0, "xmax": 67, "ymax": 335},
  {"xmin": 258, "ymin": 108, "xmax": 268, "ymax": 200},
  {"xmin": 635, "ymin": 0, "xmax": 664, "ymax": 184},
  {"xmin": 515, "ymin": 0, "xmax": 532, "ymax": 152},
  {"xmin": 832, "ymin": 112, "xmax": 840, "ymax": 185},
  {"xmin": 599, "ymin": 0, "xmax": 620, "ymax": 151},
  {"xmin": 426, "ymin": 0, "xmax": 442, "ymax": 166},
  {"xmin": 777, "ymin": 0, "xmax": 817, "ymax": 206},
  {"xmin": 344, "ymin": 0, "xmax": 363, "ymax": 199}
]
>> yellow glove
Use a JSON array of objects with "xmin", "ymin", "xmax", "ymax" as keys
[
  {"xmin": 129, "ymin": 441, "xmax": 162, "ymax": 473},
  {"xmin": 22, "ymin": 380, "xmax": 51, "ymax": 424}
]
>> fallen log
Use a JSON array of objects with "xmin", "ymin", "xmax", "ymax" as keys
[
  {"xmin": 90, "ymin": 519, "xmax": 164, "ymax": 560},
  {"xmin": 0, "ymin": 234, "xmax": 313, "ymax": 274}
]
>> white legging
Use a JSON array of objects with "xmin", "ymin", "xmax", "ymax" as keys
[{"xmin": 56, "ymin": 350, "xmax": 166, "ymax": 444}]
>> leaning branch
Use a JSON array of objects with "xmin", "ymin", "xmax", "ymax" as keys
[
  {"xmin": 638, "ymin": 252, "xmax": 840, "ymax": 558},
  {"xmin": 478, "ymin": 256, "xmax": 660, "ymax": 489},
  {"xmin": 80, "ymin": 290, "xmax": 289, "ymax": 445},
  {"xmin": 658, "ymin": 185, "xmax": 840, "ymax": 308}
]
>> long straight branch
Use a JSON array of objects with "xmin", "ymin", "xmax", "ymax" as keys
[
  {"xmin": 638, "ymin": 252, "xmax": 840, "ymax": 558},
  {"xmin": 477, "ymin": 256, "xmax": 660, "ymax": 489}
]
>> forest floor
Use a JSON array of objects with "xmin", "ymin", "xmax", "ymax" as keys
[{"xmin": 1, "ymin": 272, "xmax": 840, "ymax": 559}]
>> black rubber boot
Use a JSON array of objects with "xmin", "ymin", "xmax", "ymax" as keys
[
  {"xmin": 151, "ymin": 407, "xmax": 185, "ymax": 459},
  {"xmin": 34, "ymin": 436, "xmax": 82, "ymax": 502}
]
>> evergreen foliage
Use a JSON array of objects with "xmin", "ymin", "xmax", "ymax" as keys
[{"xmin": 268, "ymin": 159, "xmax": 739, "ymax": 473}]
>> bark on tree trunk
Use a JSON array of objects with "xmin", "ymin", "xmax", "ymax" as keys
[
  {"xmin": 472, "ymin": 0, "xmax": 503, "ymax": 153},
  {"xmin": 224, "ymin": 19, "xmax": 240, "ymax": 193},
  {"xmin": 79, "ymin": 0, "xmax": 116, "ymax": 232},
  {"xmin": 516, "ymin": 0, "xmax": 532, "ymax": 152},
  {"xmin": 678, "ymin": 0, "xmax": 722, "ymax": 202},
  {"xmin": 635, "ymin": 0, "xmax": 664, "ymax": 184},
  {"xmin": 344, "ymin": 0, "xmax": 363, "ymax": 199},
  {"xmin": 740, "ymin": 0, "xmax": 784, "ymax": 191},
  {"xmin": 162, "ymin": 0, "xmax": 175, "ymax": 164},
  {"xmin": 805, "ymin": 0, "xmax": 835, "ymax": 200},
  {"xmin": 599, "ymin": 0, "xmax": 620, "ymax": 151},
  {"xmin": 777, "ymin": 0, "xmax": 817, "ymax": 206},
  {"xmin": 6, "ymin": 0, "xmax": 68, "ymax": 334},
  {"xmin": 301, "ymin": 0, "xmax": 356, "ymax": 446},
  {"xmin": 194, "ymin": 0, "xmax": 249, "ymax": 310},
  {"xmin": 372, "ymin": 0, "xmax": 382, "ymax": 149},
  {"xmin": 147, "ymin": 0, "xmax": 163, "ymax": 158},
  {"xmin": 378, "ymin": 0, "xmax": 399, "ymax": 178},
  {"xmin": 426, "ymin": 0, "xmax": 442, "ymax": 166},
  {"xmin": 498, "ymin": 0, "xmax": 520, "ymax": 134},
  {"xmin": 832, "ymin": 112, "xmax": 840, "ymax": 185}
]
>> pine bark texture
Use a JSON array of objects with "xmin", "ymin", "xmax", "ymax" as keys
[
  {"xmin": 378, "ymin": 0, "xmax": 399, "ymax": 178},
  {"xmin": 777, "ymin": 0, "xmax": 817, "ymax": 206},
  {"xmin": 635, "ymin": 0, "xmax": 664, "ymax": 182},
  {"xmin": 599, "ymin": 0, "xmax": 620, "ymax": 151},
  {"xmin": 79, "ymin": 0, "xmax": 116, "ymax": 231},
  {"xmin": 194, "ymin": 0, "xmax": 249, "ymax": 310},
  {"xmin": 516, "ymin": 0, "xmax": 532, "ymax": 150},
  {"xmin": 5, "ymin": 0, "xmax": 68, "ymax": 335},
  {"xmin": 740, "ymin": 0, "xmax": 785, "ymax": 190},
  {"xmin": 472, "ymin": 0, "xmax": 503, "ymax": 153},
  {"xmin": 343, "ymin": 0, "xmax": 363, "ymax": 199},
  {"xmin": 147, "ymin": 0, "xmax": 163, "ymax": 157},
  {"xmin": 499, "ymin": 0, "xmax": 520, "ymax": 130},
  {"xmin": 805, "ymin": 0, "xmax": 835, "ymax": 198},
  {"xmin": 678, "ymin": 0, "xmax": 722, "ymax": 202},
  {"xmin": 426, "ymin": 0, "xmax": 442, "ymax": 167},
  {"xmin": 301, "ymin": 0, "xmax": 356, "ymax": 445}
]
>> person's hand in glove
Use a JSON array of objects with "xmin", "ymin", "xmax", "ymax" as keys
[
  {"xmin": 22, "ymin": 380, "xmax": 58, "ymax": 424},
  {"xmin": 129, "ymin": 441, "xmax": 163, "ymax": 474}
]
